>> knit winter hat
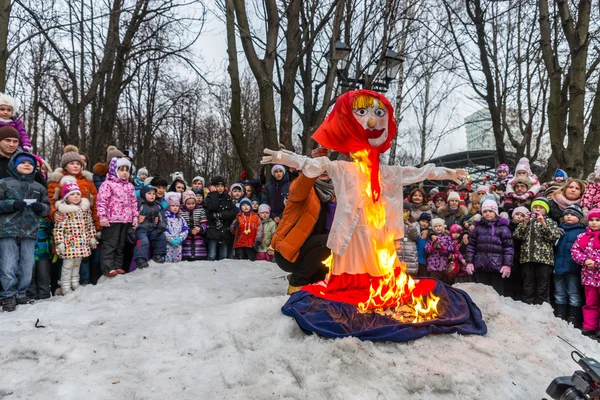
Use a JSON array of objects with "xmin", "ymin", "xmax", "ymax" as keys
[
  {"xmin": 239, "ymin": 198, "xmax": 252, "ymax": 209},
  {"xmin": 481, "ymin": 199, "xmax": 498, "ymax": 215},
  {"xmin": 497, "ymin": 164, "xmax": 510, "ymax": 173},
  {"xmin": 140, "ymin": 185, "xmax": 157, "ymax": 200},
  {"xmin": 230, "ymin": 183, "xmax": 244, "ymax": 193},
  {"xmin": 431, "ymin": 192, "xmax": 447, "ymax": 203},
  {"xmin": 115, "ymin": 157, "xmax": 131, "ymax": 170},
  {"xmin": 457, "ymin": 184, "xmax": 469, "ymax": 192},
  {"xmin": 563, "ymin": 204, "xmax": 583, "ymax": 220},
  {"xmin": 192, "ymin": 176, "xmax": 205, "ymax": 186},
  {"xmin": 0, "ymin": 92, "xmax": 16, "ymax": 110},
  {"xmin": 515, "ymin": 157, "xmax": 532, "ymax": 175},
  {"xmin": 429, "ymin": 187, "xmax": 440, "ymax": 197},
  {"xmin": 512, "ymin": 176, "xmax": 532, "ymax": 190},
  {"xmin": 271, "ymin": 164, "xmax": 285, "ymax": 175},
  {"xmin": 106, "ymin": 145, "xmax": 124, "ymax": 163},
  {"xmin": 479, "ymin": 194, "xmax": 497, "ymax": 205},
  {"xmin": 476, "ymin": 185, "xmax": 490, "ymax": 194},
  {"xmin": 0, "ymin": 126, "xmax": 18, "ymax": 141},
  {"xmin": 512, "ymin": 206, "xmax": 529, "ymax": 217},
  {"xmin": 137, "ymin": 167, "xmax": 148, "ymax": 177},
  {"xmin": 251, "ymin": 197, "xmax": 260, "ymax": 204},
  {"xmin": 61, "ymin": 176, "xmax": 81, "ymax": 200},
  {"xmin": 60, "ymin": 145, "xmax": 83, "ymax": 169},
  {"xmin": 431, "ymin": 218, "xmax": 445, "ymax": 228},
  {"xmin": 258, "ymin": 204, "xmax": 271, "ymax": 213},
  {"xmin": 554, "ymin": 169, "xmax": 568, "ymax": 180},
  {"xmin": 165, "ymin": 192, "xmax": 181, "ymax": 206},
  {"xmin": 449, "ymin": 224, "xmax": 463, "ymax": 234},
  {"xmin": 418, "ymin": 213, "xmax": 431, "ymax": 222},
  {"xmin": 531, "ymin": 198, "xmax": 550, "ymax": 214},
  {"xmin": 588, "ymin": 208, "xmax": 600, "ymax": 221},
  {"xmin": 14, "ymin": 153, "xmax": 36, "ymax": 170},
  {"xmin": 447, "ymin": 191, "xmax": 461, "ymax": 202},
  {"xmin": 211, "ymin": 175, "xmax": 225, "ymax": 186},
  {"xmin": 182, "ymin": 190, "xmax": 196, "ymax": 204}
]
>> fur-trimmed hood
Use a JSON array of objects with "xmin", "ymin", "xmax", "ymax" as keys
[
  {"xmin": 437, "ymin": 205, "xmax": 468, "ymax": 218},
  {"xmin": 93, "ymin": 162, "xmax": 109, "ymax": 178},
  {"xmin": 56, "ymin": 197, "xmax": 91, "ymax": 214},
  {"xmin": 49, "ymin": 167, "xmax": 93, "ymax": 184},
  {"xmin": 411, "ymin": 203, "xmax": 431, "ymax": 212}
]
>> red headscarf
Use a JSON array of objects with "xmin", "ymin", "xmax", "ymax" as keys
[{"xmin": 312, "ymin": 90, "xmax": 398, "ymax": 202}]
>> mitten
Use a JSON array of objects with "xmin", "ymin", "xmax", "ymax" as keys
[
  {"xmin": 170, "ymin": 237, "xmax": 181, "ymax": 246},
  {"xmin": 253, "ymin": 241, "xmax": 260, "ymax": 251},
  {"xmin": 23, "ymin": 146, "xmax": 31, "ymax": 152},
  {"xmin": 500, "ymin": 266, "xmax": 511, "ymax": 279},
  {"xmin": 213, "ymin": 212, "xmax": 222, "ymax": 220},
  {"xmin": 89, "ymin": 238, "xmax": 98, "ymax": 250},
  {"xmin": 232, "ymin": 220, "xmax": 240, "ymax": 232},
  {"xmin": 12, "ymin": 200, "xmax": 25, "ymax": 211},
  {"xmin": 465, "ymin": 264, "xmax": 475, "ymax": 275},
  {"xmin": 100, "ymin": 217, "xmax": 110, "ymax": 227},
  {"xmin": 132, "ymin": 217, "xmax": 138, "ymax": 229},
  {"xmin": 56, "ymin": 243, "xmax": 66, "ymax": 256},
  {"xmin": 30, "ymin": 202, "xmax": 45, "ymax": 215},
  {"xmin": 215, "ymin": 220, "xmax": 223, "ymax": 230},
  {"xmin": 95, "ymin": 231, "xmax": 102, "ymax": 240}
]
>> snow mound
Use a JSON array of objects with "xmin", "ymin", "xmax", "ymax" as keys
[{"xmin": 0, "ymin": 260, "xmax": 598, "ymax": 399}]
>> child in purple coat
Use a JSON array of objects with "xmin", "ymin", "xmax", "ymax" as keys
[
  {"xmin": 425, "ymin": 218, "xmax": 454, "ymax": 284},
  {"xmin": 0, "ymin": 93, "xmax": 32, "ymax": 152},
  {"xmin": 466, "ymin": 200, "xmax": 514, "ymax": 296}
]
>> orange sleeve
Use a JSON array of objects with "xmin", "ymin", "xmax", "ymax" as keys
[{"xmin": 47, "ymin": 181, "xmax": 60, "ymax": 220}]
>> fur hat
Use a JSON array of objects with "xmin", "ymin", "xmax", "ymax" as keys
[
  {"xmin": 170, "ymin": 171, "xmax": 186, "ymax": 185},
  {"xmin": 512, "ymin": 206, "xmax": 529, "ymax": 217},
  {"xmin": 164, "ymin": 192, "xmax": 181, "ymax": 206},
  {"xmin": 60, "ymin": 145, "xmax": 83, "ymax": 169},
  {"xmin": 258, "ymin": 204, "xmax": 271, "ymax": 213},
  {"xmin": 230, "ymin": 183, "xmax": 244, "ymax": 193},
  {"xmin": 60, "ymin": 176, "xmax": 81, "ymax": 200},
  {"xmin": 418, "ymin": 213, "xmax": 431, "ymax": 222},
  {"xmin": 106, "ymin": 145, "xmax": 124, "ymax": 163},
  {"xmin": 515, "ymin": 157, "xmax": 532, "ymax": 175},
  {"xmin": 449, "ymin": 224, "xmax": 463, "ymax": 234},
  {"xmin": 563, "ymin": 204, "xmax": 583, "ymax": 220},
  {"xmin": 0, "ymin": 92, "xmax": 16, "ymax": 110},
  {"xmin": 0, "ymin": 126, "xmax": 18, "ymax": 142},
  {"xmin": 512, "ymin": 177, "xmax": 532, "ymax": 190},
  {"xmin": 271, "ymin": 164, "xmax": 285, "ymax": 176},
  {"xmin": 192, "ymin": 176, "xmax": 205, "ymax": 186},
  {"xmin": 182, "ymin": 190, "xmax": 196, "ymax": 204},
  {"xmin": 497, "ymin": 164, "xmax": 510, "ymax": 173},
  {"xmin": 137, "ymin": 167, "xmax": 148, "ymax": 177},
  {"xmin": 531, "ymin": 198, "xmax": 550, "ymax": 214},
  {"xmin": 239, "ymin": 198, "xmax": 252, "ymax": 209},
  {"xmin": 447, "ymin": 191, "xmax": 461, "ymax": 202},
  {"xmin": 588, "ymin": 208, "xmax": 600, "ymax": 221},
  {"xmin": 431, "ymin": 218, "xmax": 445, "ymax": 228},
  {"xmin": 211, "ymin": 175, "xmax": 225, "ymax": 186},
  {"xmin": 554, "ymin": 169, "xmax": 568, "ymax": 180},
  {"xmin": 481, "ymin": 199, "xmax": 498, "ymax": 215}
]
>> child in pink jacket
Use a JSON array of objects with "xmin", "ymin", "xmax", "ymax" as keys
[
  {"xmin": 96, "ymin": 157, "xmax": 138, "ymax": 277},
  {"xmin": 571, "ymin": 208, "xmax": 600, "ymax": 339}
]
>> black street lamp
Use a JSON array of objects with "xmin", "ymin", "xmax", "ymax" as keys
[{"xmin": 328, "ymin": 41, "xmax": 403, "ymax": 93}]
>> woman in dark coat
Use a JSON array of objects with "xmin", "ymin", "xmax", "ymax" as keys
[{"xmin": 466, "ymin": 199, "xmax": 514, "ymax": 296}]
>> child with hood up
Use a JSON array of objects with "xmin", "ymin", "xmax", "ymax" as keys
[
  {"xmin": 580, "ymin": 168, "xmax": 600, "ymax": 218},
  {"xmin": 449, "ymin": 224, "xmax": 467, "ymax": 280},
  {"xmin": 133, "ymin": 185, "xmax": 167, "ymax": 269},
  {"xmin": 491, "ymin": 164, "xmax": 513, "ymax": 188},
  {"xmin": 134, "ymin": 167, "xmax": 148, "ymax": 191},
  {"xmin": 53, "ymin": 180, "xmax": 97, "ymax": 295},
  {"xmin": 465, "ymin": 200, "xmax": 514, "ymax": 296},
  {"xmin": 505, "ymin": 157, "xmax": 541, "ymax": 202},
  {"xmin": 256, "ymin": 204, "xmax": 277, "ymax": 262},
  {"xmin": 0, "ymin": 93, "xmax": 32, "ymax": 152},
  {"xmin": 181, "ymin": 190, "xmax": 208, "ymax": 261},
  {"xmin": 96, "ymin": 157, "xmax": 138, "ymax": 277},
  {"xmin": 164, "ymin": 192, "xmax": 189, "ymax": 263},
  {"xmin": 424, "ymin": 218, "xmax": 455, "ymax": 284}
]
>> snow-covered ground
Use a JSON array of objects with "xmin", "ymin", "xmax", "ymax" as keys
[{"xmin": 0, "ymin": 260, "xmax": 598, "ymax": 399}]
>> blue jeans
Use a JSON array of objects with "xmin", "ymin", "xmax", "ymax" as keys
[
  {"xmin": 134, "ymin": 229, "xmax": 167, "ymax": 260},
  {"xmin": 80, "ymin": 257, "xmax": 90, "ymax": 284},
  {"xmin": 554, "ymin": 273, "xmax": 582, "ymax": 307},
  {"xmin": 207, "ymin": 240, "xmax": 229, "ymax": 261},
  {"xmin": 0, "ymin": 238, "xmax": 36, "ymax": 299}
]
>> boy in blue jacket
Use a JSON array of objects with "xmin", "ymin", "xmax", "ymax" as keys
[
  {"xmin": 554, "ymin": 204, "xmax": 586, "ymax": 326},
  {"xmin": 416, "ymin": 212, "xmax": 431, "ymax": 277}
]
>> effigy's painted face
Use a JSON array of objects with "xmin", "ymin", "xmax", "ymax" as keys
[{"xmin": 352, "ymin": 96, "xmax": 389, "ymax": 148}]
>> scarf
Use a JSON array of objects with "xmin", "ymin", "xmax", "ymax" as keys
[
  {"xmin": 579, "ymin": 227, "xmax": 600, "ymax": 251},
  {"xmin": 552, "ymin": 193, "xmax": 580, "ymax": 210},
  {"xmin": 449, "ymin": 205, "xmax": 458, "ymax": 212},
  {"xmin": 314, "ymin": 179, "xmax": 335, "ymax": 203}
]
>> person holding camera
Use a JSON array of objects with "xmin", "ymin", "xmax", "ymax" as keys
[{"xmin": 513, "ymin": 198, "xmax": 560, "ymax": 305}]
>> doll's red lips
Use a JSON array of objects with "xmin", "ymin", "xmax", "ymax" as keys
[{"xmin": 364, "ymin": 128, "xmax": 385, "ymax": 138}]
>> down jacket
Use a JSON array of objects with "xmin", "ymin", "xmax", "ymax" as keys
[
  {"xmin": 580, "ymin": 182, "xmax": 600, "ymax": 211},
  {"xmin": 181, "ymin": 204, "xmax": 208, "ymax": 259},
  {"xmin": 136, "ymin": 197, "xmax": 166, "ymax": 232},
  {"xmin": 0, "ymin": 151, "xmax": 50, "ymax": 240},
  {"xmin": 96, "ymin": 158, "xmax": 138, "ymax": 224},
  {"xmin": 205, "ymin": 190, "xmax": 237, "ymax": 242},
  {"xmin": 466, "ymin": 217, "xmax": 514, "ymax": 272},
  {"xmin": 257, "ymin": 217, "xmax": 277, "ymax": 253},
  {"xmin": 261, "ymin": 173, "xmax": 290, "ymax": 219},
  {"xmin": 424, "ymin": 234, "xmax": 454, "ymax": 272},
  {"xmin": 48, "ymin": 168, "xmax": 100, "ymax": 230},
  {"xmin": 571, "ymin": 228, "xmax": 600, "ymax": 287},
  {"xmin": 231, "ymin": 211, "xmax": 263, "ymax": 249},
  {"xmin": 554, "ymin": 223, "xmax": 586, "ymax": 275},
  {"xmin": 397, "ymin": 222, "xmax": 419, "ymax": 275},
  {"xmin": 53, "ymin": 198, "xmax": 96, "ymax": 259},
  {"xmin": 513, "ymin": 216, "xmax": 561, "ymax": 266},
  {"xmin": 437, "ymin": 205, "xmax": 469, "ymax": 229}
]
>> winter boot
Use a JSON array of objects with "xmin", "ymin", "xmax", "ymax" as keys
[
  {"xmin": 568, "ymin": 306, "xmax": 583, "ymax": 329},
  {"xmin": 16, "ymin": 297, "xmax": 35, "ymax": 305},
  {"xmin": 60, "ymin": 279, "xmax": 72, "ymax": 295},
  {"xmin": 555, "ymin": 303, "xmax": 568, "ymax": 320},
  {"xmin": 582, "ymin": 329, "xmax": 596, "ymax": 337},
  {"xmin": 1, "ymin": 296, "xmax": 16, "ymax": 312},
  {"xmin": 135, "ymin": 258, "xmax": 149, "ymax": 269},
  {"xmin": 152, "ymin": 255, "xmax": 165, "ymax": 264},
  {"xmin": 104, "ymin": 270, "xmax": 119, "ymax": 278},
  {"xmin": 71, "ymin": 266, "xmax": 80, "ymax": 291}
]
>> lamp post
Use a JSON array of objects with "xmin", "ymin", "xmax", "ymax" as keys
[{"xmin": 329, "ymin": 41, "xmax": 403, "ymax": 93}]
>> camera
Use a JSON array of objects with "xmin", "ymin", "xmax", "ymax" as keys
[
  {"xmin": 530, "ymin": 212, "xmax": 538, "ymax": 219},
  {"xmin": 546, "ymin": 351, "xmax": 600, "ymax": 399}
]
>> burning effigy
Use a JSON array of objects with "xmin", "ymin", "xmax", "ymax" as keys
[{"xmin": 262, "ymin": 90, "xmax": 487, "ymax": 342}]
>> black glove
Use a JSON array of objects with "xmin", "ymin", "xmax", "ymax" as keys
[
  {"xmin": 232, "ymin": 220, "xmax": 240, "ymax": 232},
  {"xmin": 253, "ymin": 241, "xmax": 260, "ymax": 251},
  {"xmin": 216, "ymin": 220, "xmax": 223, "ymax": 230},
  {"xmin": 30, "ymin": 202, "xmax": 45, "ymax": 215},
  {"xmin": 12, "ymin": 200, "xmax": 26, "ymax": 211},
  {"xmin": 213, "ymin": 212, "xmax": 222, "ymax": 219}
]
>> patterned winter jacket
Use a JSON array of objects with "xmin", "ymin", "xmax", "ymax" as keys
[
  {"xmin": 53, "ymin": 198, "xmax": 96, "ymax": 259},
  {"xmin": 555, "ymin": 223, "xmax": 586, "ymax": 275},
  {"xmin": 580, "ymin": 182, "xmax": 600, "ymax": 211},
  {"xmin": 0, "ymin": 118, "xmax": 31, "ymax": 149},
  {"xmin": 257, "ymin": 217, "xmax": 277, "ymax": 253},
  {"xmin": 397, "ymin": 222, "xmax": 419, "ymax": 275},
  {"xmin": 0, "ymin": 152, "xmax": 50, "ymax": 239},
  {"xmin": 466, "ymin": 217, "xmax": 514, "ymax": 272},
  {"xmin": 35, "ymin": 218, "xmax": 53, "ymax": 261},
  {"xmin": 96, "ymin": 158, "xmax": 138, "ymax": 224},
  {"xmin": 513, "ymin": 216, "xmax": 560, "ymax": 266},
  {"xmin": 571, "ymin": 229, "xmax": 600, "ymax": 287},
  {"xmin": 424, "ymin": 233, "xmax": 454, "ymax": 272},
  {"xmin": 231, "ymin": 211, "xmax": 263, "ymax": 249},
  {"xmin": 165, "ymin": 210, "xmax": 189, "ymax": 244},
  {"xmin": 181, "ymin": 203, "xmax": 208, "ymax": 259},
  {"xmin": 48, "ymin": 168, "xmax": 100, "ymax": 230}
]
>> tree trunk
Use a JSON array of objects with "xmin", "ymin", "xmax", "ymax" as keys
[{"xmin": 0, "ymin": 0, "xmax": 10, "ymax": 92}]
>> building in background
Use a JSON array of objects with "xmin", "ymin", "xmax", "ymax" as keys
[{"xmin": 465, "ymin": 108, "xmax": 520, "ymax": 152}]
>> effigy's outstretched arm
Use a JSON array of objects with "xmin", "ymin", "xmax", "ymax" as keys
[
  {"xmin": 390, "ymin": 164, "xmax": 466, "ymax": 186},
  {"xmin": 261, "ymin": 149, "xmax": 335, "ymax": 179}
]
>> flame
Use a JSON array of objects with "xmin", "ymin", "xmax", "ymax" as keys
[
  {"xmin": 322, "ymin": 251, "xmax": 334, "ymax": 280},
  {"xmin": 351, "ymin": 150, "xmax": 439, "ymax": 322}
]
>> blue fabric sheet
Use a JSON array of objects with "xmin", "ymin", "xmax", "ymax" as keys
[{"xmin": 281, "ymin": 279, "xmax": 487, "ymax": 342}]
